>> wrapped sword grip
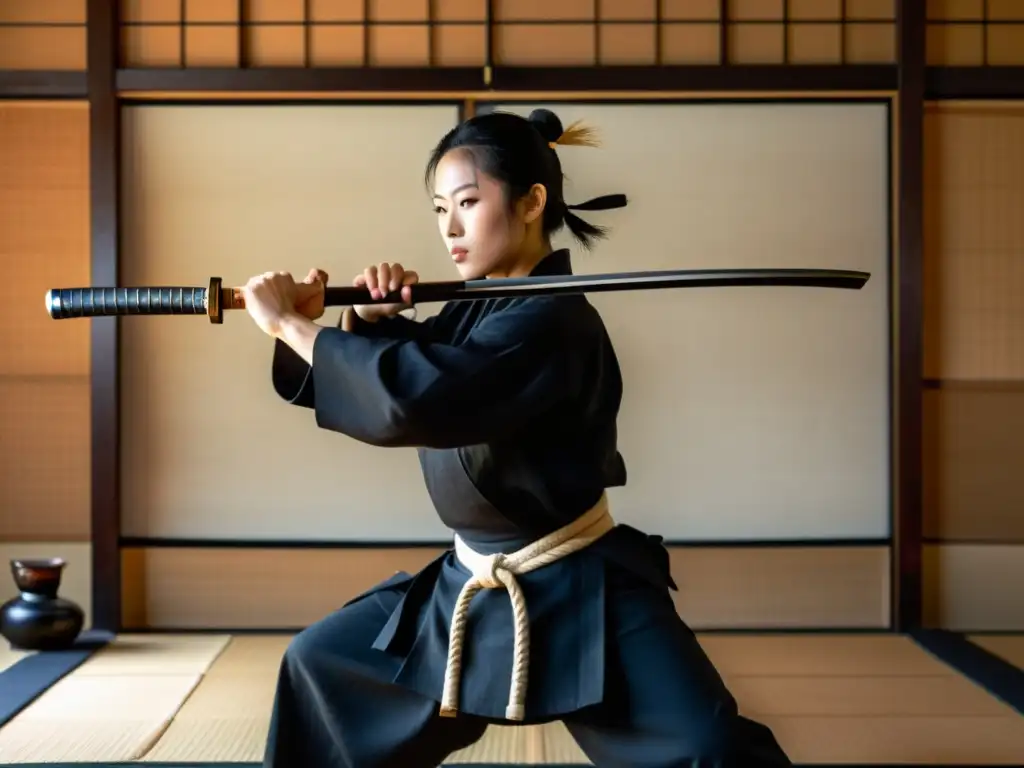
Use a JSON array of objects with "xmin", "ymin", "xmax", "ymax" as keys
[{"xmin": 45, "ymin": 286, "xmax": 211, "ymax": 320}]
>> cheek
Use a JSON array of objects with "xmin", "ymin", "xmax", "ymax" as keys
[{"xmin": 473, "ymin": 205, "xmax": 513, "ymax": 245}]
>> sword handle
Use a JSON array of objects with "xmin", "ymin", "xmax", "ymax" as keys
[
  {"xmin": 45, "ymin": 278, "xmax": 225, "ymax": 323},
  {"xmin": 217, "ymin": 281, "xmax": 467, "ymax": 311},
  {"xmin": 322, "ymin": 281, "xmax": 466, "ymax": 306}
]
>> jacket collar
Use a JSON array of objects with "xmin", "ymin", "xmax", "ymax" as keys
[{"xmin": 529, "ymin": 248, "xmax": 572, "ymax": 278}]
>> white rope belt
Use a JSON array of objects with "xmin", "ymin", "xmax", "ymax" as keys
[{"xmin": 439, "ymin": 494, "xmax": 614, "ymax": 722}]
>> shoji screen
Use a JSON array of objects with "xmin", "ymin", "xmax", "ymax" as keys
[
  {"xmin": 485, "ymin": 101, "xmax": 892, "ymax": 542},
  {"xmin": 119, "ymin": 104, "xmax": 461, "ymax": 542},
  {"xmin": 922, "ymin": 102, "xmax": 1024, "ymax": 631},
  {"xmin": 0, "ymin": 102, "xmax": 92, "ymax": 622},
  {"xmin": 118, "ymin": 100, "xmax": 893, "ymax": 630}
]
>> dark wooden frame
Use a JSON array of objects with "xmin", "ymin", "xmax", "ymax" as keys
[
  {"xmin": 894, "ymin": 0, "xmax": 925, "ymax": 635},
  {"xmin": 2, "ymin": 0, "xmax": 1020, "ymax": 634},
  {"xmin": 5, "ymin": 65, "xmax": 1022, "ymax": 100},
  {"xmin": 86, "ymin": 0, "xmax": 122, "ymax": 633}
]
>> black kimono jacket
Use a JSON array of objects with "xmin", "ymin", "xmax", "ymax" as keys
[{"xmin": 271, "ymin": 248, "xmax": 676, "ymax": 722}]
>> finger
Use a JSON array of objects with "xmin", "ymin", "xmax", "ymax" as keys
[
  {"xmin": 363, "ymin": 266, "xmax": 378, "ymax": 296},
  {"xmin": 403, "ymin": 270, "xmax": 419, "ymax": 286},
  {"xmin": 401, "ymin": 284, "xmax": 414, "ymax": 305},
  {"xmin": 389, "ymin": 263, "xmax": 404, "ymax": 293},
  {"xmin": 377, "ymin": 263, "xmax": 391, "ymax": 298}
]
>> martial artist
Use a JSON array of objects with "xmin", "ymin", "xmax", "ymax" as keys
[{"xmin": 242, "ymin": 108, "xmax": 792, "ymax": 768}]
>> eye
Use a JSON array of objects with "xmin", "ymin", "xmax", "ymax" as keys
[
  {"xmin": 459, "ymin": 198, "xmax": 477, "ymax": 208},
  {"xmin": 433, "ymin": 205, "xmax": 446, "ymax": 214}
]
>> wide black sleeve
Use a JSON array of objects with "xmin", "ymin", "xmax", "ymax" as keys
[
  {"xmin": 279, "ymin": 299, "xmax": 579, "ymax": 449},
  {"xmin": 271, "ymin": 311, "xmax": 441, "ymax": 409}
]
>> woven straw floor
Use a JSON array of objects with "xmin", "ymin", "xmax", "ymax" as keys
[{"xmin": 1, "ymin": 632, "xmax": 1023, "ymax": 766}]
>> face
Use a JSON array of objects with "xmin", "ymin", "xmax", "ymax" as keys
[{"xmin": 431, "ymin": 149, "xmax": 546, "ymax": 279}]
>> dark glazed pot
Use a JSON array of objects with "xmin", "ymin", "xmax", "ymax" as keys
[{"xmin": 0, "ymin": 558, "xmax": 84, "ymax": 651}]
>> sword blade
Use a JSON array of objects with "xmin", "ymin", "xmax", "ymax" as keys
[{"xmin": 431, "ymin": 267, "xmax": 870, "ymax": 300}]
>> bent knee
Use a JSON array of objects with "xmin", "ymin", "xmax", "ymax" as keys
[
  {"xmin": 280, "ymin": 627, "xmax": 319, "ymax": 671},
  {"xmin": 281, "ymin": 614, "xmax": 346, "ymax": 671},
  {"xmin": 280, "ymin": 601, "xmax": 392, "ymax": 679}
]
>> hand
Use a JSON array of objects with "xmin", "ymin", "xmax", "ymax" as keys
[
  {"xmin": 295, "ymin": 267, "xmax": 329, "ymax": 320},
  {"xmin": 353, "ymin": 262, "xmax": 418, "ymax": 323},
  {"xmin": 242, "ymin": 271, "xmax": 300, "ymax": 338}
]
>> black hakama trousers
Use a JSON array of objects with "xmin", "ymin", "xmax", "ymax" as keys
[{"xmin": 262, "ymin": 533, "xmax": 792, "ymax": 768}]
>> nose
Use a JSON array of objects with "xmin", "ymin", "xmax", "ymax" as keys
[{"xmin": 446, "ymin": 209, "xmax": 463, "ymax": 239}]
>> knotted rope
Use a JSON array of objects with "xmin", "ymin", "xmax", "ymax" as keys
[{"xmin": 439, "ymin": 494, "xmax": 615, "ymax": 721}]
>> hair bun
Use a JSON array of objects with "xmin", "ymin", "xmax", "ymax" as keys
[{"xmin": 528, "ymin": 108, "xmax": 563, "ymax": 144}]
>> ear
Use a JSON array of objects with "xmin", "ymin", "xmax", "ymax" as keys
[{"xmin": 520, "ymin": 183, "xmax": 548, "ymax": 225}]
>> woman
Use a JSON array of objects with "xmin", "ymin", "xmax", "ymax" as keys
[{"xmin": 243, "ymin": 109, "xmax": 791, "ymax": 767}]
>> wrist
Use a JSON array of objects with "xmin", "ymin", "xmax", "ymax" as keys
[
  {"xmin": 274, "ymin": 311, "xmax": 306, "ymax": 339},
  {"xmin": 274, "ymin": 311, "xmax": 322, "ymax": 366}
]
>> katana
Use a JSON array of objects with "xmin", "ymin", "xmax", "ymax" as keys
[{"xmin": 45, "ymin": 267, "xmax": 870, "ymax": 324}]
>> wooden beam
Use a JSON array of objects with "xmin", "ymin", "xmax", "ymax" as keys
[
  {"xmin": 87, "ymin": 0, "xmax": 122, "ymax": 632},
  {"xmin": 895, "ymin": 0, "xmax": 925, "ymax": 631},
  {"xmin": 113, "ymin": 65, "xmax": 899, "ymax": 95},
  {"xmin": 926, "ymin": 66, "xmax": 1024, "ymax": 99},
  {"xmin": 4, "ymin": 66, "xmax": 1022, "ymax": 101},
  {"xmin": 0, "ymin": 71, "xmax": 87, "ymax": 98}
]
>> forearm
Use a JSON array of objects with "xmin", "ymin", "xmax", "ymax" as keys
[{"xmin": 275, "ymin": 312, "xmax": 325, "ymax": 365}]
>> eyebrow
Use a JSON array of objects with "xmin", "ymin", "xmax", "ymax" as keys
[{"xmin": 432, "ymin": 182, "xmax": 478, "ymax": 200}]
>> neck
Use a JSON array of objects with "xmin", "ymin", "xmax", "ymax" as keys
[{"xmin": 487, "ymin": 238, "xmax": 551, "ymax": 279}]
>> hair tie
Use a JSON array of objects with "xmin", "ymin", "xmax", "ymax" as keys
[
  {"xmin": 567, "ymin": 194, "xmax": 628, "ymax": 212},
  {"xmin": 547, "ymin": 119, "xmax": 602, "ymax": 150}
]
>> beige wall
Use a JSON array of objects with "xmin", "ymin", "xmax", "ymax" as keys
[{"xmin": 922, "ymin": 101, "xmax": 1024, "ymax": 630}]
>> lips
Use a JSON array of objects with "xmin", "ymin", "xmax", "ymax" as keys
[{"xmin": 451, "ymin": 246, "xmax": 468, "ymax": 263}]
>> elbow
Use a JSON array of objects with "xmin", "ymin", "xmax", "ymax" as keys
[
  {"xmin": 362, "ymin": 404, "xmax": 426, "ymax": 448},
  {"xmin": 312, "ymin": 394, "xmax": 436, "ymax": 448}
]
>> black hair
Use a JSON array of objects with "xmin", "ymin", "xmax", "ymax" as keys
[{"xmin": 424, "ymin": 108, "xmax": 627, "ymax": 251}]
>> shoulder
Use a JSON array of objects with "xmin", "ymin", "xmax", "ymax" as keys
[
  {"xmin": 477, "ymin": 295, "xmax": 599, "ymax": 340},
  {"xmin": 487, "ymin": 294, "xmax": 598, "ymax": 327}
]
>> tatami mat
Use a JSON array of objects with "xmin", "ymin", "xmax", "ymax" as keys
[
  {"xmin": 0, "ymin": 647, "xmax": 30, "ymax": 676},
  {"xmin": 140, "ymin": 637, "xmax": 284, "ymax": 764},
  {"xmin": 0, "ymin": 634, "xmax": 230, "ymax": 763},
  {"xmin": 0, "ymin": 675, "xmax": 202, "ymax": 763},
  {"xmin": 698, "ymin": 633, "xmax": 958, "ymax": 676},
  {"xmin": 1, "ymin": 632, "xmax": 1024, "ymax": 765},
  {"xmin": 699, "ymin": 633, "xmax": 1024, "ymax": 764},
  {"xmin": 70, "ymin": 634, "xmax": 231, "ymax": 676},
  {"xmin": 971, "ymin": 634, "xmax": 1024, "ymax": 670}
]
